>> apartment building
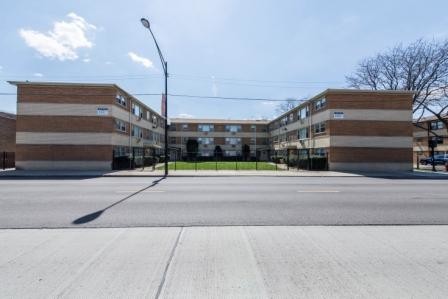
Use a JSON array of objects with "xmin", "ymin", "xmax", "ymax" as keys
[
  {"xmin": 10, "ymin": 81, "xmax": 164, "ymax": 170},
  {"xmin": 268, "ymin": 89, "xmax": 414, "ymax": 172},
  {"xmin": 413, "ymin": 115, "xmax": 448, "ymax": 162},
  {"xmin": 169, "ymin": 118, "xmax": 270, "ymax": 160},
  {"xmin": 9, "ymin": 82, "xmax": 415, "ymax": 172},
  {"xmin": 0, "ymin": 111, "xmax": 16, "ymax": 153}
]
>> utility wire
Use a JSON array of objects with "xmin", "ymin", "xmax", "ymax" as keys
[
  {"xmin": 0, "ymin": 92, "xmax": 305, "ymax": 102},
  {"xmin": 0, "ymin": 72, "xmax": 343, "ymax": 85}
]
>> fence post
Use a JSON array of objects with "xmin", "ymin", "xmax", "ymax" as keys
[
  {"xmin": 307, "ymin": 149, "xmax": 311, "ymax": 170},
  {"xmin": 326, "ymin": 152, "xmax": 329, "ymax": 171},
  {"xmin": 287, "ymin": 149, "xmax": 290, "ymax": 171},
  {"xmin": 174, "ymin": 155, "xmax": 177, "ymax": 171},
  {"xmin": 195, "ymin": 156, "xmax": 197, "ymax": 171},
  {"xmin": 275, "ymin": 151, "xmax": 278, "ymax": 171},
  {"xmin": 215, "ymin": 157, "xmax": 218, "ymax": 171}
]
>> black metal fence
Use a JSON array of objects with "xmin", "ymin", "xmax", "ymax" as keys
[
  {"xmin": 1, "ymin": 152, "xmax": 15, "ymax": 169},
  {"xmin": 167, "ymin": 150, "xmax": 329, "ymax": 171}
]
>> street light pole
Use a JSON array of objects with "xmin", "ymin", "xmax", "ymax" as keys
[{"xmin": 140, "ymin": 18, "xmax": 169, "ymax": 176}]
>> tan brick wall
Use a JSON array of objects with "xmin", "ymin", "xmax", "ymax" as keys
[{"xmin": 0, "ymin": 116, "xmax": 16, "ymax": 152}]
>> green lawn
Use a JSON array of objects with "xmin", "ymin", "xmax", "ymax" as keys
[{"xmin": 157, "ymin": 161, "xmax": 280, "ymax": 171}]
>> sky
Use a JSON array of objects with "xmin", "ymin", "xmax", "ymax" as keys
[{"xmin": 1, "ymin": 0, "xmax": 448, "ymax": 119}]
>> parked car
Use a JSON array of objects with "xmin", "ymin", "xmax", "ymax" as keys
[{"xmin": 420, "ymin": 154, "xmax": 448, "ymax": 165}]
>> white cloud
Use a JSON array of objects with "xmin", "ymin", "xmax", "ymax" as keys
[
  {"xmin": 175, "ymin": 113, "xmax": 194, "ymax": 118},
  {"xmin": 19, "ymin": 12, "xmax": 96, "ymax": 61},
  {"xmin": 33, "ymin": 73, "xmax": 43, "ymax": 77},
  {"xmin": 0, "ymin": 65, "xmax": 3, "ymax": 70},
  {"xmin": 83, "ymin": 58, "xmax": 91, "ymax": 63},
  {"xmin": 105, "ymin": 61, "xmax": 113, "ymax": 65},
  {"xmin": 128, "ymin": 52, "xmax": 154, "ymax": 68}
]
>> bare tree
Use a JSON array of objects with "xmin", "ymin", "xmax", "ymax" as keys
[
  {"xmin": 346, "ymin": 39, "xmax": 448, "ymax": 132},
  {"xmin": 276, "ymin": 97, "xmax": 310, "ymax": 117},
  {"xmin": 275, "ymin": 98, "xmax": 299, "ymax": 115}
]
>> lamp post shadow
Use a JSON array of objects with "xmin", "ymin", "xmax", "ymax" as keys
[{"xmin": 72, "ymin": 176, "xmax": 166, "ymax": 225}]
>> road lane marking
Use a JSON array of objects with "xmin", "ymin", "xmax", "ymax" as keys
[
  {"xmin": 115, "ymin": 190, "xmax": 165, "ymax": 193},
  {"xmin": 297, "ymin": 190, "xmax": 340, "ymax": 193}
]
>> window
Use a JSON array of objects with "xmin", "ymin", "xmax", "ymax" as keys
[
  {"xmin": 115, "ymin": 93, "xmax": 127, "ymax": 107},
  {"xmin": 170, "ymin": 137, "xmax": 177, "ymax": 144},
  {"xmin": 289, "ymin": 113, "xmax": 294, "ymax": 122},
  {"xmin": 132, "ymin": 125, "xmax": 143, "ymax": 138},
  {"xmin": 225, "ymin": 137, "xmax": 241, "ymax": 145},
  {"xmin": 313, "ymin": 122, "xmax": 326, "ymax": 134},
  {"xmin": 132, "ymin": 103, "xmax": 141, "ymax": 117},
  {"xmin": 314, "ymin": 148, "xmax": 326, "ymax": 157},
  {"xmin": 225, "ymin": 150, "xmax": 241, "ymax": 157},
  {"xmin": 198, "ymin": 124, "xmax": 214, "ymax": 132},
  {"xmin": 314, "ymin": 97, "xmax": 326, "ymax": 111},
  {"xmin": 251, "ymin": 124, "xmax": 256, "ymax": 131},
  {"xmin": 298, "ymin": 106, "xmax": 309, "ymax": 120},
  {"xmin": 153, "ymin": 132, "xmax": 159, "ymax": 143},
  {"xmin": 198, "ymin": 137, "xmax": 214, "ymax": 145},
  {"xmin": 281, "ymin": 116, "xmax": 288, "ymax": 126},
  {"xmin": 250, "ymin": 138, "xmax": 256, "ymax": 145},
  {"xmin": 114, "ymin": 146, "xmax": 129, "ymax": 157},
  {"xmin": 152, "ymin": 115, "xmax": 158, "ymax": 128},
  {"xmin": 200, "ymin": 151, "xmax": 213, "ymax": 157},
  {"xmin": 298, "ymin": 127, "xmax": 309, "ymax": 140},
  {"xmin": 181, "ymin": 124, "xmax": 189, "ymax": 131},
  {"xmin": 115, "ymin": 119, "xmax": 126, "ymax": 132},
  {"xmin": 146, "ymin": 111, "xmax": 150, "ymax": 120},
  {"xmin": 430, "ymin": 121, "xmax": 444, "ymax": 130},
  {"xmin": 225, "ymin": 125, "xmax": 242, "ymax": 132}
]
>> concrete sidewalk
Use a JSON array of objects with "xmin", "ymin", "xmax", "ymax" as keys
[
  {"xmin": 1, "ymin": 226, "xmax": 448, "ymax": 298},
  {"xmin": 1, "ymin": 168, "xmax": 448, "ymax": 178}
]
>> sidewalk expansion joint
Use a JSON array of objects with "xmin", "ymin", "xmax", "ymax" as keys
[{"xmin": 155, "ymin": 227, "xmax": 184, "ymax": 299}]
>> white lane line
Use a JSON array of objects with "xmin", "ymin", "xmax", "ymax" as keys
[
  {"xmin": 297, "ymin": 190, "xmax": 340, "ymax": 193},
  {"xmin": 115, "ymin": 190, "xmax": 166, "ymax": 194}
]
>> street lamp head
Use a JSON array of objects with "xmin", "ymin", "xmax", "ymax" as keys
[{"xmin": 140, "ymin": 18, "xmax": 150, "ymax": 29}]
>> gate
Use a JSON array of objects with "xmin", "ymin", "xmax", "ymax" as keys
[{"xmin": 1, "ymin": 152, "xmax": 15, "ymax": 169}]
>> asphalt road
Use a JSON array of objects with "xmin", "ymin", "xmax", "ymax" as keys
[{"xmin": 1, "ymin": 176, "xmax": 447, "ymax": 228}]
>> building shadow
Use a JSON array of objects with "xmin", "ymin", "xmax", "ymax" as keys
[{"xmin": 72, "ymin": 176, "xmax": 166, "ymax": 225}]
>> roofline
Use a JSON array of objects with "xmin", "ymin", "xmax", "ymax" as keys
[
  {"xmin": 413, "ymin": 114, "xmax": 448, "ymax": 123},
  {"xmin": 170, "ymin": 118, "xmax": 270, "ymax": 124},
  {"xmin": 7, "ymin": 81, "xmax": 119, "ymax": 88},
  {"xmin": 269, "ymin": 88, "xmax": 416, "ymax": 125},
  {"xmin": 7, "ymin": 81, "xmax": 164, "ymax": 118},
  {"xmin": 0, "ymin": 111, "xmax": 16, "ymax": 120}
]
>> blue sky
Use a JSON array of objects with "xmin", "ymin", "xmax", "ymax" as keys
[{"xmin": 1, "ymin": 0, "xmax": 448, "ymax": 119}]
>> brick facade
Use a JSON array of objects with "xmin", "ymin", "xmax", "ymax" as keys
[{"xmin": 0, "ymin": 112, "xmax": 16, "ymax": 153}]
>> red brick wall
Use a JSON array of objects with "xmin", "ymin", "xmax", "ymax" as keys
[{"xmin": 0, "ymin": 115, "xmax": 16, "ymax": 152}]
